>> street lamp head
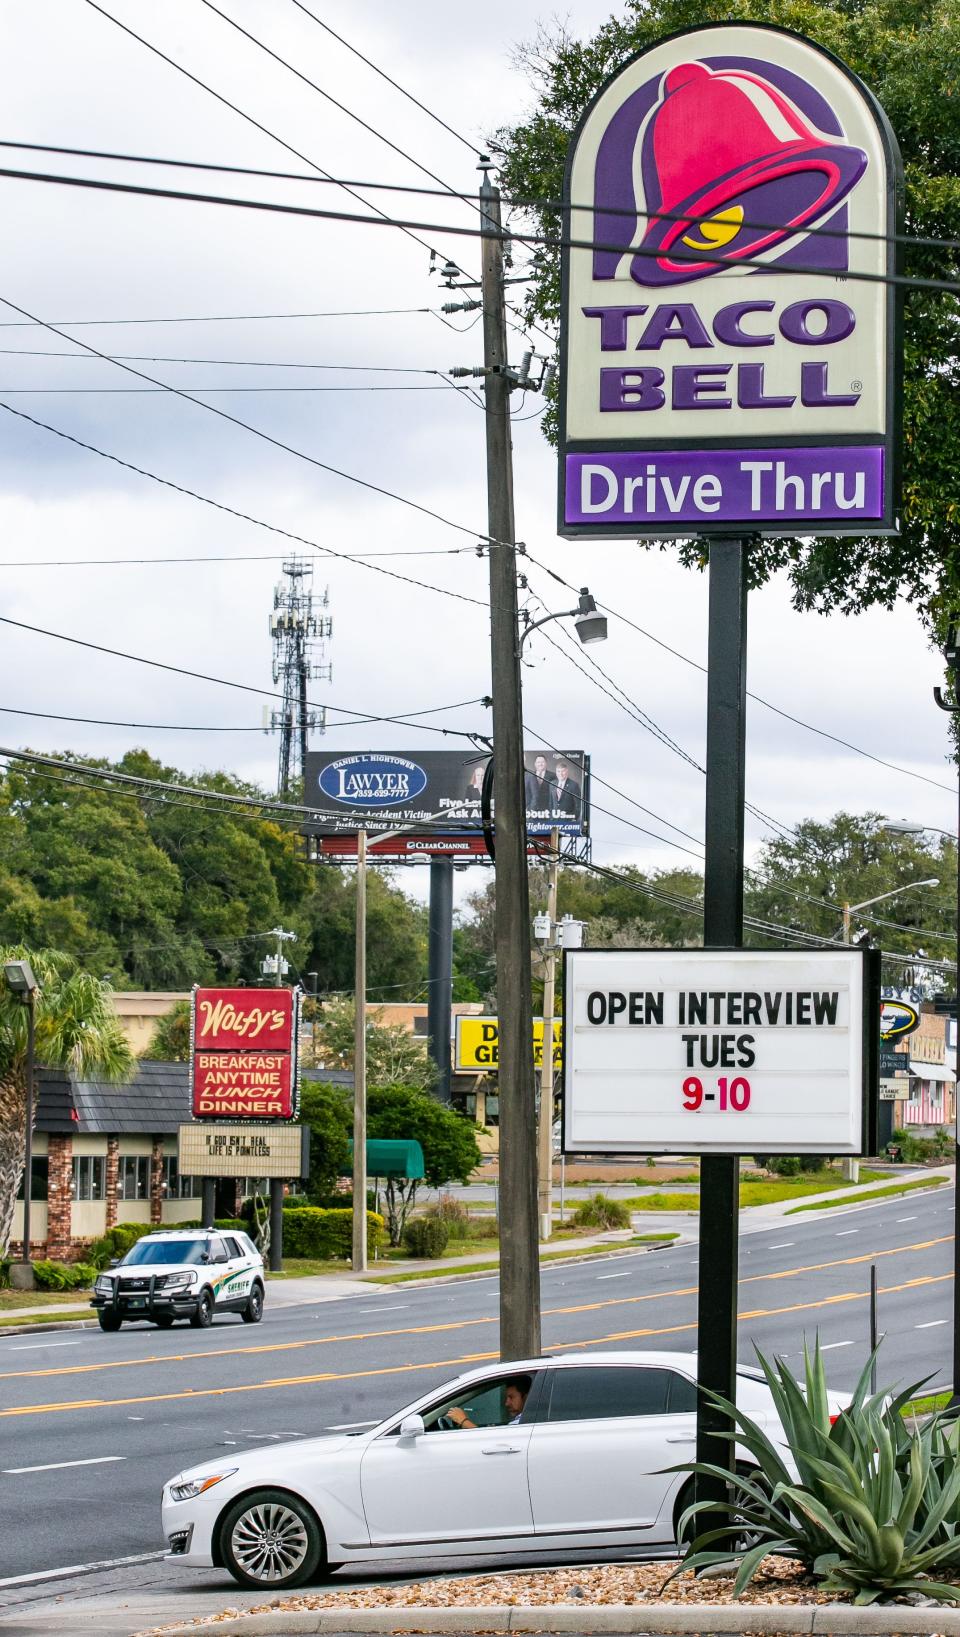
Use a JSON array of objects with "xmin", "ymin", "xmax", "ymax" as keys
[
  {"xmin": 882, "ymin": 819, "xmax": 927, "ymax": 836},
  {"xmin": 3, "ymin": 959, "xmax": 37, "ymax": 997},
  {"xmin": 574, "ymin": 589, "xmax": 607, "ymax": 646}
]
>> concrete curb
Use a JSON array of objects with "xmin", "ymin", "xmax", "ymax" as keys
[
  {"xmin": 143, "ymin": 1603, "xmax": 960, "ymax": 1635},
  {"xmin": 0, "ymin": 1318, "xmax": 98, "ymax": 1337}
]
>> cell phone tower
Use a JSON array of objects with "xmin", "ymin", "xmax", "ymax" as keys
[{"xmin": 266, "ymin": 558, "xmax": 332, "ymax": 795}]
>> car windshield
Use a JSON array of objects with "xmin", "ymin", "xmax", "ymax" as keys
[{"xmin": 121, "ymin": 1240, "xmax": 209, "ymax": 1266}]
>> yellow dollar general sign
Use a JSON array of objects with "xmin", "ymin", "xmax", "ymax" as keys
[{"xmin": 454, "ymin": 1017, "xmax": 563, "ymax": 1073}]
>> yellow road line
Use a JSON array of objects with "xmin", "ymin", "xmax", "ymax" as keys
[
  {"xmin": 0, "ymin": 1236, "xmax": 949, "ymax": 1385},
  {"xmin": 1, "ymin": 1273, "xmax": 950, "ymax": 1420}
]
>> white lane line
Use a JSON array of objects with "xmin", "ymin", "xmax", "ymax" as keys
[
  {"xmin": 836, "ymin": 1230, "xmax": 859, "ymax": 1237},
  {"xmin": 128, "ymin": 1415, "xmax": 145, "ymax": 1421},
  {"xmin": 917, "ymin": 1320, "xmax": 949, "ymax": 1329},
  {"xmin": 327, "ymin": 1419, "xmax": 378, "ymax": 1430},
  {"xmin": 0, "ymin": 1550, "xmax": 162, "ymax": 1590},
  {"xmin": 358, "ymin": 1305, "xmax": 409, "ymax": 1313},
  {"xmin": 820, "ymin": 1341, "xmax": 854, "ymax": 1352},
  {"xmin": 769, "ymin": 1242, "xmax": 794, "ymax": 1249},
  {"xmin": 897, "ymin": 1215, "xmax": 918, "ymax": 1222},
  {"xmin": 7, "ymin": 1340, "xmax": 81, "ymax": 1351},
  {"xmin": 3, "ymin": 1455, "xmax": 126, "ymax": 1475},
  {"xmin": 597, "ymin": 1272, "xmax": 631, "ymax": 1280}
]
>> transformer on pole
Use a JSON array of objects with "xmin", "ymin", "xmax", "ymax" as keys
[{"xmin": 266, "ymin": 558, "xmax": 332, "ymax": 796}]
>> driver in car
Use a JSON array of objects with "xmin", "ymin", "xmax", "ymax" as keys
[{"xmin": 446, "ymin": 1375, "xmax": 531, "ymax": 1429}]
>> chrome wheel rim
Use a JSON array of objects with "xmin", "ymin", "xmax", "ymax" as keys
[{"xmin": 231, "ymin": 1502, "xmax": 309, "ymax": 1582}]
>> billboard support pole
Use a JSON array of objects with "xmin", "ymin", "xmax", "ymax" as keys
[
  {"xmin": 696, "ymin": 539, "xmax": 750, "ymax": 1519},
  {"xmin": 428, "ymin": 856, "xmax": 454, "ymax": 1102},
  {"xmin": 481, "ymin": 165, "xmax": 540, "ymax": 1361},
  {"xmin": 353, "ymin": 828, "xmax": 368, "ymax": 1273},
  {"xmin": 201, "ymin": 1179, "xmax": 215, "ymax": 1232}
]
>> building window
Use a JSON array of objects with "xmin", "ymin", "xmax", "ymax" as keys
[
  {"xmin": 71, "ymin": 1155, "xmax": 105, "ymax": 1201},
  {"xmin": 163, "ymin": 1157, "xmax": 200, "ymax": 1199},
  {"xmin": 117, "ymin": 1156, "xmax": 150, "ymax": 1200},
  {"xmin": 16, "ymin": 1156, "xmax": 49, "ymax": 1201}
]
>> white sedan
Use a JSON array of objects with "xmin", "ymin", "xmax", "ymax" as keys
[{"xmin": 161, "ymin": 1350, "xmax": 842, "ymax": 1590}]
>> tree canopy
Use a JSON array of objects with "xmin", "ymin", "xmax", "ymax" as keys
[
  {"xmin": 492, "ymin": 0, "xmax": 960, "ymax": 634},
  {"xmin": 0, "ymin": 752, "xmax": 428, "ymax": 995},
  {"xmin": 0, "ymin": 947, "xmax": 134, "ymax": 1253}
]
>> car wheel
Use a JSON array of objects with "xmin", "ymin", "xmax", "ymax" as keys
[
  {"xmin": 154, "ymin": 1314, "xmax": 175, "ymax": 1328},
  {"xmin": 673, "ymin": 1477, "xmax": 697, "ymax": 1547},
  {"xmin": 97, "ymin": 1312, "xmax": 122, "ymax": 1333},
  {"xmin": 190, "ymin": 1290, "xmax": 214, "ymax": 1329},
  {"xmin": 220, "ymin": 1489, "xmax": 323, "ymax": 1589},
  {"xmin": 241, "ymin": 1283, "xmax": 264, "ymax": 1324}
]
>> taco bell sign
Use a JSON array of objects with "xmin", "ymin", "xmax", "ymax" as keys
[{"xmin": 559, "ymin": 24, "xmax": 902, "ymax": 537}]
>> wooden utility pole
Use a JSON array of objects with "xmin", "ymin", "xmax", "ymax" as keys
[{"xmin": 480, "ymin": 166, "xmax": 540, "ymax": 1360}]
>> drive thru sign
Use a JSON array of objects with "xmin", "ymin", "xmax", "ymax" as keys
[{"xmin": 562, "ymin": 947, "xmax": 878, "ymax": 1155}]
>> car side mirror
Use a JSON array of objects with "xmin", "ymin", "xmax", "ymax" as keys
[
  {"xmin": 109, "ymin": 1258, "xmax": 119, "ymax": 1268},
  {"xmin": 399, "ymin": 1414, "xmax": 425, "ymax": 1440},
  {"xmin": 200, "ymin": 1253, "xmax": 211, "ymax": 1263}
]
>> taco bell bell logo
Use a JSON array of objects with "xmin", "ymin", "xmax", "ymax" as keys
[
  {"xmin": 559, "ymin": 24, "xmax": 901, "ymax": 538},
  {"xmin": 617, "ymin": 59, "xmax": 867, "ymax": 285}
]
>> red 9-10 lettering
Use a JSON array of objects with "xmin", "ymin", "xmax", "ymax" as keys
[{"xmin": 682, "ymin": 1076, "xmax": 751, "ymax": 1112}]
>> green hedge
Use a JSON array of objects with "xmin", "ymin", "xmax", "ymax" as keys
[
  {"xmin": 281, "ymin": 1207, "xmax": 384, "ymax": 1259},
  {"xmin": 89, "ymin": 1221, "xmax": 154, "ymax": 1269},
  {"xmin": 33, "ymin": 1259, "xmax": 97, "ymax": 1290}
]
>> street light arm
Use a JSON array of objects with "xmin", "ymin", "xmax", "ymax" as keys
[
  {"xmin": 518, "ymin": 607, "xmax": 579, "ymax": 654},
  {"xmin": 847, "ymin": 878, "xmax": 940, "ymax": 916}
]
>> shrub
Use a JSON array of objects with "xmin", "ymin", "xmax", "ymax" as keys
[
  {"xmin": 670, "ymin": 1340, "xmax": 960, "ymax": 1605},
  {"xmin": 403, "ymin": 1216, "xmax": 450, "ymax": 1258},
  {"xmin": 173, "ymin": 1217, "xmax": 247, "ymax": 1233},
  {"xmin": 425, "ymin": 1193, "xmax": 471, "ymax": 1239},
  {"xmin": 769, "ymin": 1156, "xmax": 801, "ymax": 1177},
  {"xmin": 33, "ymin": 1259, "xmax": 91, "ymax": 1290},
  {"xmin": 280, "ymin": 1207, "xmax": 384, "ymax": 1260},
  {"xmin": 0, "ymin": 1257, "xmax": 10, "ymax": 1289},
  {"xmin": 571, "ymin": 1192, "xmax": 631, "ymax": 1230},
  {"xmin": 88, "ymin": 1221, "xmax": 153, "ymax": 1269}
]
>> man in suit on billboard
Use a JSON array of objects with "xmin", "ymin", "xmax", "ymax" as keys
[
  {"xmin": 524, "ymin": 753, "xmax": 552, "ymax": 811},
  {"xmin": 552, "ymin": 758, "xmax": 581, "ymax": 819}
]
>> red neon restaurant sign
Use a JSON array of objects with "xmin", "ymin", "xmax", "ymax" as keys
[{"xmin": 191, "ymin": 987, "xmax": 299, "ymax": 1119}]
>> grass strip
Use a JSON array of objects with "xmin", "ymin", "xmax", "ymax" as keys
[
  {"xmin": 786, "ymin": 1176, "xmax": 948, "ymax": 1214},
  {"xmin": 625, "ymin": 1168, "xmax": 889, "ymax": 1212},
  {"xmin": 367, "ymin": 1236, "xmax": 679, "ymax": 1285},
  {"xmin": 0, "ymin": 1308, "xmax": 95, "ymax": 1328},
  {"xmin": 904, "ymin": 1392, "xmax": 952, "ymax": 1417}
]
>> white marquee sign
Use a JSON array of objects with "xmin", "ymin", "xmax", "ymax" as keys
[{"xmin": 562, "ymin": 948, "xmax": 872, "ymax": 1154}]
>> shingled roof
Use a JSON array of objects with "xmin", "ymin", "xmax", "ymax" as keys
[{"xmin": 35, "ymin": 1061, "xmax": 191, "ymax": 1135}]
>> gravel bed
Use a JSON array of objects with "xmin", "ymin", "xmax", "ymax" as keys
[{"xmin": 141, "ymin": 1557, "xmax": 841, "ymax": 1628}]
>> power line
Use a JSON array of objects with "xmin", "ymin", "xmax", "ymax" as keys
[
  {"xmin": 0, "ymin": 548, "xmax": 479, "ymax": 567},
  {"xmin": 0, "ymin": 612, "xmax": 487, "ymax": 739},
  {"xmin": 284, "ymin": 2, "xmax": 482, "ymax": 158},
  {"xmin": 0, "ymin": 138, "xmax": 950, "ymax": 253},
  {"xmin": 0, "ymin": 289, "xmax": 503, "ymax": 550},
  {"xmin": 0, "ymin": 348, "xmax": 451, "ymax": 371},
  {"xmin": 0, "ymin": 401, "xmax": 494, "ymax": 609},
  {"xmin": 0, "ymin": 696, "xmax": 487, "ymax": 734},
  {"xmin": 82, "ymin": 0, "xmax": 467, "ymax": 274},
  {"xmin": 5, "ymin": 159, "xmax": 957, "ymax": 297},
  {"xmin": 522, "ymin": 552, "xmax": 957, "ymax": 800},
  {"xmin": 0, "ymin": 384, "xmax": 468, "ymax": 394},
  {"xmin": 199, "ymin": 0, "xmax": 485, "ymax": 225},
  {"xmin": 0, "ymin": 306, "xmax": 435, "ymax": 328}
]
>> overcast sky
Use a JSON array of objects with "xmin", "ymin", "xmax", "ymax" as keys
[{"xmin": 0, "ymin": 1, "xmax": 953, "ymax": 923}]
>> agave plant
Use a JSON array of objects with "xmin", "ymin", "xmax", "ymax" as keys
[{"xmin": 667, "ymin": 1339, "xmax": 960, "ymax": 1605}]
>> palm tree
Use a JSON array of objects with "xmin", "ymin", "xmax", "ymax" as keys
[{"xmin": 0, "ymin": 947, "xmax": 134, "ymax": 1256}]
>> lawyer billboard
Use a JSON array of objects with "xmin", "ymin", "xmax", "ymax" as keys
[
  {"xmin": 190, "ymin": 986, "xmax": 300, "ymax": 1120},
  {"xmin": 559, "ymin": 23, "xmax": 902, "ymax": 537},
  {"xmin": 562, "ymin": 947, "xmax": 879, "ymax": 1154},
  {"xmin": 303, "ymin": 748, "xmax": 590, "ymax": 856}
]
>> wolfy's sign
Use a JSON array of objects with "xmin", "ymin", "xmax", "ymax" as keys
[
  {"xmin": 559, "ymin": 24, "xmax": 902, "ymax": 536},
  {"xmin": 563, "ymin": 948, "xmax": 878, "ymax": 1154}
]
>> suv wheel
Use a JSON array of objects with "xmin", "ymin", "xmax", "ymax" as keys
[
  {"xmin": 98, "ymin": 1312, "xmax": 122, "ymax": 1333},
  {"xmin": 190, "ymin": 1289, "xmax": 214, "ymax": 1329},
  {"xmin": 220, "ymin": 1489, "xmax": 322, "ymax": 1589},
  {"xmin": 241, "ymin": 1283, "xmax": 264, "ymax": 1324}
]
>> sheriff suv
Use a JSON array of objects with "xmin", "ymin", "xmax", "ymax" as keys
[{"xmin": 91, "ymin": 1228, "xmax": 264, "ymax": 1332}]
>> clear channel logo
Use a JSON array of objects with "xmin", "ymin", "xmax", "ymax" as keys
[{"xmin": 317, "ymin": 754, "xmax": 429, "ymax": 808}]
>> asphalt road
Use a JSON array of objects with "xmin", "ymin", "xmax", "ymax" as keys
[{"xmin": 0, "ymin": 1183, "xmax": 953, "ymax": 1606}]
